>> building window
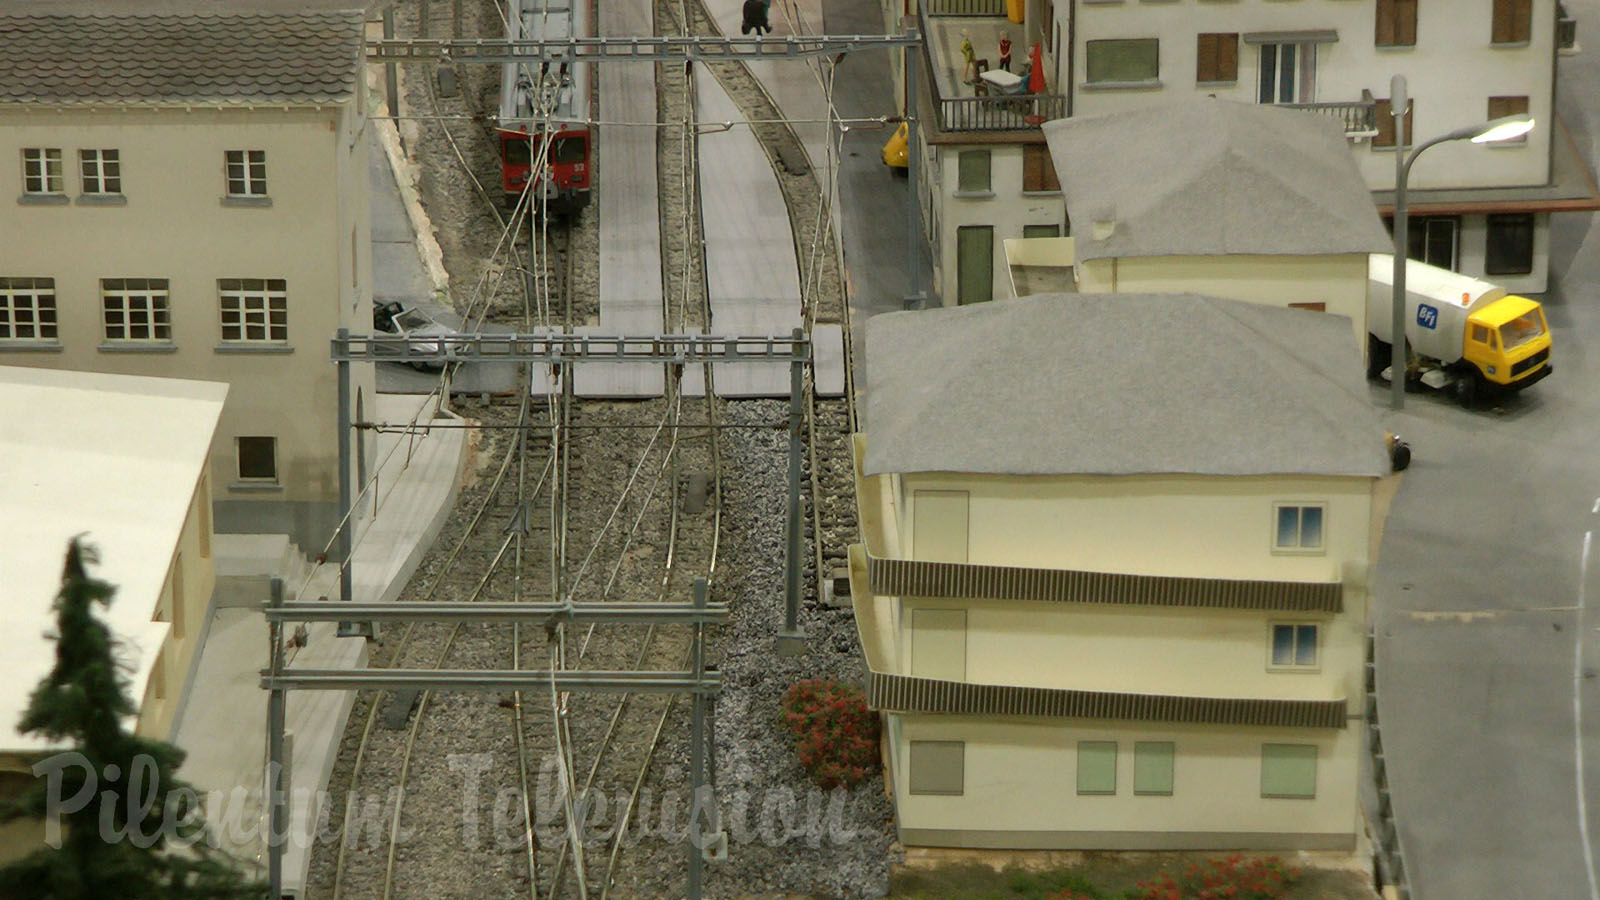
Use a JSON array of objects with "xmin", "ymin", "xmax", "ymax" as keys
[
  {"xmin": 1486, "ymin": 214, "xmax": 1535, "ymax": 275},
  {"xmin": 1257, "ymin": 43, "xmax": 1315, "ymax": 104},
  {"xmin": 225, "ymin": 150, "xmax": 267, "ymax": 196},
  {"xmin": 1491, "ymin": 0, "xmax": 1532, "ymax": 44},
  {"xmin": 1389, "ymin": 215, "xmax": 1459, "ymax": 269},
  {"xmin": 1488, "ymin": 96, "xmax": 1530, "ymax": 143},
  {"xmin": 1022, "ymin": 145, "xmax": 1060, "ymax": 193},
  {"xmin": 1261, "ymin": 744, "xmax": 1317, "ymax": 799},
  {"xmin": 1085, "ymin": 39, "xmax": 1159, "ymax": 85},
  {"xmin": 957, "ymin": 150, "xmax": 991, "ymax": 194},
  {"xmin": 21, "ymin": 148, "xmax": 63, "ymax": 194},
  {"xmin": 1023, "ymin": 224, "xmax": 1060, "ymax": 239},
  {"xmin": 79, "ymin": 149, "xmax": 121, "ymax": 195},
  {"xmin": 0, "ymin": 278, "xmax": 58, "ymax": 341},
  {"xmin": 237, "ymin": 436, "xmax": 278, "ymax": 482},
  {"xmin": 956, "ymin": 226, "xmax": 994, "ymax": 305},
  {"xmin": 1375, "ymin": 0, "xmax": 1418, "ymax": 48},
  {"xmin": 1373, "ymin": 98, "xmax": 1414, "ymax": 148},
  {"xmin": 1077, "ymin": 741, "xmax": 1117, "ymax": 795},
  {"xmin": 219, "ymin": 278, "xmax": 288, "ymax": 343},
  {"xmin": 101, "ymin": 279, "xmax": 172, "ymax": 342},
  {"xmin": 1133, "ymin": 742, "xmax": 1174, "ymax": 796},
  {"xmin": 1196, "ymin": 33, "xmax": 1239, "ymax": 83},
  {"xmin": 908, "ymin": 741, "xmax": 965, "ymax": 795},
  {"xmin": 1273, "ymin": 503, "xmax": 1324, "ymax": 551},
  {"xmin": 1270, "ymin": 623, "xmax": 1320, "ymax": 668}
]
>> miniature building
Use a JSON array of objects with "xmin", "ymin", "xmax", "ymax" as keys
[
  {"xmin": 0, "ymin": 7, "xmax": 376, "ymax": 551},
  {"xmin": 0, "ymin": 366, "xmax": 226, "ymax": 862},
  {"xmin": 850, "ymin": 293, "xmax": 1389, "ymax": 849},
  {"xmin": 897, "ymin": 0, "xmax": 1595, "ymax": 304},
  {"xmin": 1037, "ymin": 100, "xmax": 1393, "ymax": 345}
]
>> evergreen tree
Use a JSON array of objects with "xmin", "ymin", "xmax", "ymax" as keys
[{"xmin": 0, "ymin": 539, "xmax": 264, "ymax": 899}]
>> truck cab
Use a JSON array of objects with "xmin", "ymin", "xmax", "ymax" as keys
[{"xmin": 1462, "ymin": 296, "xmax": 1551, "ymax": 389}]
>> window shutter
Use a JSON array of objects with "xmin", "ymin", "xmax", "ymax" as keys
[
  {"xmin": 1197, "ymin": 33, "xmax": 1218, "ymax": 81},
  {"xmin": 1375, "ymin": 0, "xmax": 1395, "ymax": 46},
  {"xmin": 1218, "ymin": 33, "xmax": 1238, "ymax": 81},
  {"xmin": 1374, "ymin": 98, "xmax": 1414, "ymax": 148},
  {"xmin": 1397, "ymin": 0, "xmax": 1417, "ymax": 45},
  {"xmin": 1488, "ymin": 95, "xmax": 1529, "ymax": 121},
  {"xmin": 1493, "ymin": 0, "xmax": 1532, "ymax": 43},
  {"xmin": 1023, "ymin": 145, "xmax": 1042, "ymax": 191},
  {"xmin": 1196, "ymin": 33, "xmax": 1237, "ymax": 82}
]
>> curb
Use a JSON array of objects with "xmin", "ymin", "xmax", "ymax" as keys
[{"xmin": 364, "ymin": 44, "xmax": 452, "ymax": 300}]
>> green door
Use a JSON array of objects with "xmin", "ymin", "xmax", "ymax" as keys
[{"xmin": 957, "ymin": 225, "xmax": 993, "ymax": 305}]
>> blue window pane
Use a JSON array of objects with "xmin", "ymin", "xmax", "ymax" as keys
[
  {"xmin": 1276, "ymin": 507, "xmax": 1299, "ymax": 547},
  {"xmin": 1295, "ymin": 625, "xmax": 1318, "ymax": 666},
  {"xmin": 1279, "ymin": 44, "xmax": 1296, "ymax": 102},
  {"xmin": 1272, "ymin": 625, "xmax": 1295, "ymax": 666},
  {"xmin": 1258, "ymin": 45, "xmax": 1277, "ymax": 102},
  {"xmin": 1300, "ymin": 507, "xmax": 1323, "ymax": 547}
]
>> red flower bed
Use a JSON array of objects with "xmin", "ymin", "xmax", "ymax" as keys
[
  {"xmin": 779, "ymin": 679, "xmax": 881, "ymax": 789},
  {"xmin": 1133, "ymin": 855, "xmax": 1301, "ymax": 900}
]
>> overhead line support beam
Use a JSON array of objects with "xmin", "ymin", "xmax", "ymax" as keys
[
  {"xmin": 366, "ymin": 34, "xmax": 922, "ymax": 65},
  {"xmin": 260, "ymin": 668, "xmax": 723, "ymax": 694},
  {"xmin": 266, "ymin": 600, "xmax": 730, "ymax": 624}
]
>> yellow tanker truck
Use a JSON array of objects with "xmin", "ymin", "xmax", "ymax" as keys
[{"xmin": 1367, "ymin": 254, "xmax": 1552, "ymax": 406}]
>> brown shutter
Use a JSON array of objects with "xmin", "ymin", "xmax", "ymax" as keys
[
  {"xmin": 1493, "ymin": 0, "xmax": 1532, "ymax": 43},
  {"xmin": 1196, "ymin": 33, "xmax": 1238, "ymax": 82},
  {"xmin": 1023, "ymin": 145, "xmax": 1061, "ymax": 193},
  {"xmin": 1488, "ymin": 95, "xmax": 1529, "ymax": 120},
  {"xmin": 1041, "ymin": 148, "xmax": 1060, "ymax": 192},
  {"xmin": 1218, "ymin": 33, "xmax": 1237, "ymax": 81},
  {"xmin": 1397, "ymin": 0, "xmax": 1417, "ymax": 45},
  {"xmin": 1374, "ymin": 99, "xmax": 1395, "ymax": 147},
  {"xmin": 1375, "ymin": 0, "xmax": 1395, "ymax": 46}
]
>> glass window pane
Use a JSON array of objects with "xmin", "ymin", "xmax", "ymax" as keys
[
  {"xmin": 1087, "ymin": 39, "xmax": 1158, "ymax": 83},
  {"xmin": 908, "ymin": 741, "xmax": 965, "ymax": 795},
  {"xmin": 1276, "ymin": 506, "xmax": 1299, "ymax": 547},
  {"xmin": 1077, "ymin": 741, "xmax": 1117, "ymax": 794},
  {"xmin": 1295, "ymin": 625, "xmax": 1319, "ymax": 666},
  {"xmin": 1300, "ymin": 507, "xmax": 1323, "ymax": 547},
  {"xmin": 1272, "ymin": 624, "xmax": 1295, "ymax": 666},
  {"xmin": 1261, "ymin": 744, "xmax": 1317, "ymax": 798},
  {"xmin": 1279, "ymin": 44, "xmax": 1296, "ymax": 102},
  {"xmin": 1133, "ymin": 742, "xmax": 1174, "ymax": 795},
  {"xmin": 958, "ymin": 151, "xmax": 990, "ymax": 193},
  {"xmin": 1258, "ymin": 44, "xmax": 1277, "ymax": 102}
]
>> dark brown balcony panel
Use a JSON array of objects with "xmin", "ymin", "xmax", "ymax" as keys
[
  {"xmin": 867, "ymin": 673, "xmax": 1349, "ymax": 729},
  {"xmin": 868, "ymin": 555, "xmax": 1343, "ymax": 613}
]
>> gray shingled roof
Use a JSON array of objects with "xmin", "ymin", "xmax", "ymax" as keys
[
  {"xmin": 0, "ymin": 9, "xmax": 366, "ymax": 106},
  {"xmin": 863, "ymin": 293, "xmax": 1388, "ymax": 478},
  {"xmin": 1042, "ymin": 100, "xmax": 1391, "ymax": 263}
]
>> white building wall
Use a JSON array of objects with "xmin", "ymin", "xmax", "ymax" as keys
[{"xmin": 933, "ymin": 143, "xmax": 1067, "ymax": 305}]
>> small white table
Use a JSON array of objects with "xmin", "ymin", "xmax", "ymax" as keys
[{"xmin": 979, "ymin": 69, "xmax": 1024, "ymax": 93}]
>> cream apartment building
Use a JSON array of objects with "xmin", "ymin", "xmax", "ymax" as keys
[
  {"xmin": 0, "ymin": 7, "xmax": 376, "ymax": 550},
  {"xmin": 900, "ymin": 0, "xmax": 1593, "ymax": 304},
  {"xmin": 850, "ymin": 293, "xmax": 1389, "ymax": 848},
  {"xmin": 1032, "ymin": 99, "xmax": 1392, "ymax": 345},
  {"xmin": 0, "ymin": 366, "xmax": 226, "ymax": 863}
]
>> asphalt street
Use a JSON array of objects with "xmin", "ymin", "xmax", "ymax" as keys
[{"xmin": 1374, "ymin": 6, "xmax": 1600, "ymax": 897}]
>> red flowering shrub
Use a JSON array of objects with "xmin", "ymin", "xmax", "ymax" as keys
[
  {"xmin": 779, "ymin": 679, "xmax": 881, "ymax": 789},
  {"xmin": 1132, "ymin": 855, "xmax": 1300, "ymax": 900}
]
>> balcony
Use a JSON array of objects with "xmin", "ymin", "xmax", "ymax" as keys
[
  {"xmin": 918, "ymin": 0, "xmax": 1067, "ymax": 133},
  {"xmin": 1284, "ymin": 94, "xmax": 1378, "ymax": 140},
  {"xmin": 1559, "ymin": 2, "xmax": 1579, "ymax": 53}
]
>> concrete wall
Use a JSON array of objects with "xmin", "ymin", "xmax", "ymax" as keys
[
  {"xmin": 888, "ymin": 713, "xmax": 1361, "ymax": 849},
  {"xmin": 1065, "ymin": 0, "xmax": 1555, "ymax": 191},
  {"xmin": 899, "ymin": 472, "xmax": 1373, "ymax": 583},
  {"xmin": 135, "ymin": 472, "xmax": 220, "ymax": 742},
  {"xmin": 0, "ymin": 104, "xmax": 377, "ymax": 550},
  {"xmin": 1076, "ymin": 252, "xmax": 1371, "ymax": 344}
]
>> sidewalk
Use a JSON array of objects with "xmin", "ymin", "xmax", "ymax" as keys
[{"xmin": 174, "ymin": 392, "xmax": 466, "ymax": 891}]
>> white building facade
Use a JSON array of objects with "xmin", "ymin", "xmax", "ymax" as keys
[{"xmin": 0, "ymin": 9, "xmax": 376, "ymax": 550}]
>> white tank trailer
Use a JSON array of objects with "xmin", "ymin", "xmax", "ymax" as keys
[{"xmin": 1366, "ymin": 254, "xmax": 1552, "ymax": 406}]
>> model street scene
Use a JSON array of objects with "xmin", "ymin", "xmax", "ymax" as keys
[{"xmin": 0, "ymin": 1, "xmax": 1595, "ymax": 898}]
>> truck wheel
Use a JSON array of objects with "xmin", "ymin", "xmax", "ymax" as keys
[
  {"xmin": 1452, "ymin": 372, "xmax": 1479, "ymax": 408},
  {"xmin": 1367, "ymin": 335, "xmax": 1391, "ymax": 381}
]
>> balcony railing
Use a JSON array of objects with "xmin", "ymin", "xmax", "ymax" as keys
[
  {"xmin": 917, "ymin": 0, "xmax": 1067, "ymax": 132},
  {"xmin": 927, "ymin": 0, "xmax": 1005, "ymax": 15},
  {"xmin": 1284, "ymin": 96, "xmax": 1378, "ymax": 139}
]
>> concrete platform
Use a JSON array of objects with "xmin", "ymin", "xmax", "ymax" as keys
[{"xmin": 172, "ymin": 392, "xmax": 467, "ymax": 893}]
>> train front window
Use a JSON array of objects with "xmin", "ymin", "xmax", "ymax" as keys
[
  {"xmin": 1499, "ymin": 312, "xmax": 1545, "ymax": 350},
  {"xmin": 503, "ymin": 137, "xmax": 532, "ymax": 166},
  {"xmin": 552, "ymin": 137, "xmax": 586, "ymax": 165}
]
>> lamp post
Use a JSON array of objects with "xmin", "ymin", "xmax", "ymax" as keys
[{"xmin": 1387, "ymin": 74, "xmax": 1535, "ymax": 410}]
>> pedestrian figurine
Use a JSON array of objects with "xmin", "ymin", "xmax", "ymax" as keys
[
  {"xmin": 741, "ymin": 0, "xmax": 771, "ymax": 34},
  {"xmin": 960, "ymin": 31, "xmax": 976, "ymax": 84},
  {"xmin": 998, "ymin": 32, "xmax": 1012, "ymax": 73}
]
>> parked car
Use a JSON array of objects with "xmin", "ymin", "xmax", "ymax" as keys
[{"xmin": 372, "ymin": 300, "xmax": 458, "ymax": 371}]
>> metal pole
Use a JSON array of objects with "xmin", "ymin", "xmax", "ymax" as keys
[
  {"xmin": 904, "ymin": 25, "xmax": 924, "ymax": 309},
  {"xmin": 779, "ymin": 328, "xmax": 806, "ymax": 653},
  {"xmin": 337, "ymin": 328, "xmax": 354, "ymax": 608},
  {"xmin": 1389, "ymin": 75, "xmax": 1408, "ymax": 411},
  {"xmin": 383, "ymin": 9, "xmax": 400, "ymax": 125},
  {"xmin": 266, "ymin": 577, "xmax": 286, "ymax": 899},
  {"xmin": 686, "ymin": 578, "xmax": 708, "ymax": 900}
]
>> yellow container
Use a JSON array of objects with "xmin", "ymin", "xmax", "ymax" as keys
[{"xmin": 1006, "ymin": 0, "xmax": 1024, "ymax": 24}]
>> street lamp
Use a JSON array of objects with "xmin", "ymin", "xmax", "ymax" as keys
[{"xmin": 1387, "ymin": 74, "xmax": 1535, "ymax": 410}]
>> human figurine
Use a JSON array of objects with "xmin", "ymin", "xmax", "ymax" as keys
[
  {"xmin": 960, "ymin": 31, "xmax": 976, "ymax": 84},
  {"xmin": 741, "ymin": 0, "xmax": 771, "ymax": 34},
  {"xmin": 998, "ymin": 31, "xmax": 1012, "ymax": 73}
]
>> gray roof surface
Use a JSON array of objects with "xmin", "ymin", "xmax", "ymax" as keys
[
  {"xmin": 863, "ymin": 293, "xmax": 1388, "ymax": 478},
  {"xmin": 1042, "ymin": 100, "xmax": 1391, "ymax": 263},
  {"xmin": 0, "ymin": 7, "xmax": 366, "ymax": 106}
]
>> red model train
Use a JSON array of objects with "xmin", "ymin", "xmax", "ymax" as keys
[{"xmin": 497, "ymin": 0, "xmax": 592, "ymax": 214}]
